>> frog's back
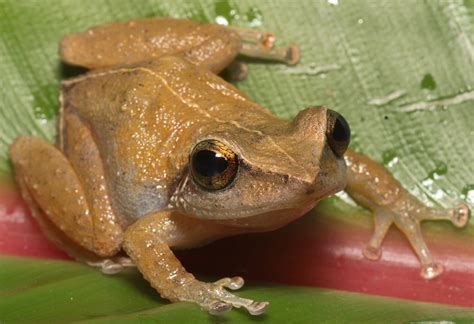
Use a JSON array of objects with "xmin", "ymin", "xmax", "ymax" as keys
[
  {"xmin": 60, "ymin": 18, "xmax": 231, "ymax": 69},
  {"xmin": 61, "ymin": 56, "xmax": 281, "ymax": 221}
]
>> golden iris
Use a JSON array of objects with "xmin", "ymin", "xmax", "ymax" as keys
[{"xmin": 190, "ymin": 140, "xmax": 238, "ymax": 191}]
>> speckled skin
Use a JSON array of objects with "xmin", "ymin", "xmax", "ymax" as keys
[{"xmin": 9, "ymin": 18, "xmax": 470, "ymax": 316}]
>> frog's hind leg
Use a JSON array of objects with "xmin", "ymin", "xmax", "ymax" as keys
[
  {"xmin": 239, "ymin": 42, "xmax": 299, "ymax": 65},
  {"xmin": 9, "ymin": 136, "xmax": 126, "ymax": 271},
  {"xmin": 229, "ymin": 26, "xmax": 277, "ymax": 49},
  {"xmin": 182, "ymin": 27, "xmax": 242, "ymax": 74},
  {"xmin": 183, "ymin": 25, "xmax": 298, "ymax": 77},
  {"xmin": 344, "ymin": 149, "xmax": 470, "ymax": 279},
  {"xmin": 230, "ymin": 26, "xmax": 299, "ymax": 65},
  {"xmin": 8, "ymin": 175, "xmax": 131, "ymax": 274}
]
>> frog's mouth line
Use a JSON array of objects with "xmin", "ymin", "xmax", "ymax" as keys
[
  {"xmin": 169, "ymin": 163, "xmax": 346, "ymax": 221},
  {"xmin": 175, "ymin": 184, "xmax": 343, "ymax": 221}
]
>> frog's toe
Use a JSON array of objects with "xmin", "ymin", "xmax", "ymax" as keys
[
  {"xmin": 452, "ymin": 203, "xmax": 470, "ymax": 228},
  {"xmin": 245, "ymin": 301, "xmax": 269, "ymax": 316},
  {"xmin": 224, "ymin": 61, "xmax": 248, "ymax": 81},
  {"xmin": 363, "ymin": 245, "xmax": 382, "ymax": 260},
  {"xmin": 196, "ymin": 279, "xmax": 268, "ymax": 316},
  {"xmin": 214, "ymin": 292, "xmax": 268, "ymax": 316},
  {"xmin": 214, "ymin": 276, "xmax": 244, "ymax": 290},
  {"xmin": 208, "ymin": 301, "xmax": 233, "ymax": 315},
  {"xmin": 87, "ymin": 256, "xmax": 135, "ymax": 275},
  {"xmin": 421, "ymin": 262, "xmax": 444, "ymax": 280},
  {"xmin": 207, "ymin": 298, "xmax": 268, "ymax": 316}
]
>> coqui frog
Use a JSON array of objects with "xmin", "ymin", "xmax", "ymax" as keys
[{"xmin": 9, "ymin": 18, "xmax": 469, "ymax": 315}]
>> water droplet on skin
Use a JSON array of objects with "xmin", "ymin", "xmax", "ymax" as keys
[{"xmin": 420, "ymin": 73, "xmax": 437, "ymax": 90}]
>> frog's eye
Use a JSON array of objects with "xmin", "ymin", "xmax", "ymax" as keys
[
  {"xmin": 326, "ymin": 110, "xmax": 351, "ymax": 157},
  {"xmin": 190, "ymin": 140, "xmax": 239, "ymax": 191}
]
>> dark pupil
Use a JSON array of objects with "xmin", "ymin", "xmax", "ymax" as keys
[
  {"xmin": 193, "ymin": 150, "xmax": 228, "ymax": 177},
  {"xmin": 333, "ymin": 116, "xmax": 350, "ymax": 142}
]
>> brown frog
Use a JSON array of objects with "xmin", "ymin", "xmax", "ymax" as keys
[{"xmin": 8, "ymin": 18, "xmax": 469, "ymax": 315}]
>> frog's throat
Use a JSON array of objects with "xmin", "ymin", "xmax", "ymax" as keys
[{"xmin": 171, "ymin": 181, "xmax": 342, "ymax": 221}]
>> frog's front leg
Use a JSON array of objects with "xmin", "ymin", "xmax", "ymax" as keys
[
  {"xmin": 344, "ymin": 149, "xmax": 469, "ymax": 279},
  {"xmin": 123, "ymin": 211, "xmax": 268, "ymax": 315}
]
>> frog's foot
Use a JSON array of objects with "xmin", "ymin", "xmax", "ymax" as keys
[
  {"xmin": 363, "ymin": 245, "xmax": 382, "ymax": 261},
  {"xmin": 421, "ymin": 262, "xmax": 444, "ymax": 280},
  {"xmin": 344, "ymin": 150, "xmax": 470, "ymax": 280},
  {"xmin": 181, "ymin": 277, "xmax": 268, "ymax": 316},
  {"xmin": 451, "ymin": 203, "xmax": 470, "ymax": 228},
  {"xmin": 230, "ymin": 27, "xmax": 300, "ymax": 65},
  {"xmin": 363, "ymin": 210, "xmax": 393, "ymax": 261},
  {"xmin": 240, "ymin": 43, "xmax": 299, "ymax": 65},
  {"xmin": 87, "ymin": 256, "xmax": 135, "ymax": 275},
  {"xmin": 409, "ymin": 201, "xmax": 470, "ymax": 228},
  {"xmin": 223, "ymin": 61, "xmax": 248, "ymax": 81},
  {"xmin": 230, "ymin": 26, "xmax": 276, "ymax": 49},
  {"xmin": 231, "ymin": 25, "xmax": 299, "ymax": 65}
]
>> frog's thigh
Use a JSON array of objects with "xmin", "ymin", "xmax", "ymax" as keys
[
  {"xmin": 183, "ymin": 28, "xmax": 241, "ymax": 74},
  {"xmin": 9, "ymin": 136, "xmax": 122, "ymax": 258},
  {"xmin": 344, "ymin": 149, "xmax": 469, "ymax": 279},
  {"xmin": 61, "ymin": 112, "xmax": 123, "ymax": 252},
  {"xmin": 123, "ymin": 212, "xmax": 268, "ymax": 315}
]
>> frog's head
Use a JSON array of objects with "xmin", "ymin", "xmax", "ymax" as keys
[{"xmin": 172, "ymin": 106, "xmax": 350, "ymax": 230}]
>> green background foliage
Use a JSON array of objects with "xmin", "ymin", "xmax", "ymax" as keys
[
  {"xmin": 1, "ymin": 256, "xmax": 473, "ymax": 323},
  {"xmin": 0, "ymin": 0, "xmax": 473, "ymax": 322},
  {"xmin": 1, "ymin": 0, "xmax": 473, "ymax": 212}
]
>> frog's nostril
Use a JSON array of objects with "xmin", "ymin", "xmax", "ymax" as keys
[{"xmin": 326, "ymin": 110, "xmax": 351, "ymax": 157}]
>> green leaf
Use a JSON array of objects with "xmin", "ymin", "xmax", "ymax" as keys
[
  {"xmin": 1, "ymin": 256, "xmax": 473, "ymax": 323},
  {"xmin": 0, "ymin": 0, "xmax": 473, "ymax": 321},
  {"xmin": 0, "ymin": 0, "xmax": 472, "ymax": 219}
]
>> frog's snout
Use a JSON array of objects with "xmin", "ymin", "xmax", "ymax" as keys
[{"xmin": 326, "ymin": 109, "xmax": 351, "ymax": 157}]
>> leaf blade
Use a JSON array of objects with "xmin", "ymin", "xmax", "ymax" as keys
[{"xmin": 1, "ymin": 256, "xmax": 473, "ymax": 323}]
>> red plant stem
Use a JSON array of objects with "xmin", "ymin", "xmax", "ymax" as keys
[{"xmin": 0, "ymin": 185, "xmax": 472, "ymax": 307}]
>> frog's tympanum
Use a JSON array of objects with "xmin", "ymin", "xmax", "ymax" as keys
[{"xmin": 9, "ymin": 18, "xmax": 470, "ymax": 315}]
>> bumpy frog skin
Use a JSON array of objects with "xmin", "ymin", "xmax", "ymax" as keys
[{"xmin": 8, "ymin": 18, "xmax": 470, "ymax": 315}]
